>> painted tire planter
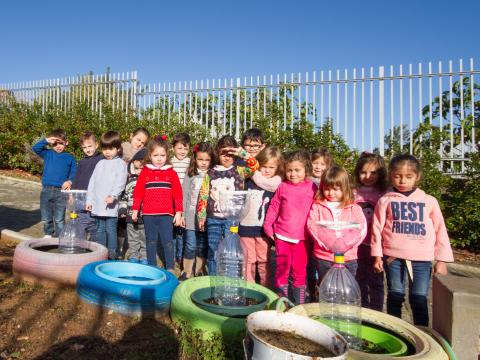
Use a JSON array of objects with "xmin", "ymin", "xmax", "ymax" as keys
[
  {"xmin": 288, "ymin": 303, "xmax": 448, "ymax": 359},
  {"xmin": 77, "ymin": 260, "xmax": 179, "ymax": 316},
  {"xmin": 170, "ymin": 276, "xmax": 278, "ymax": 345},
  {"xmin": 245, "ymin": 310, "xmax": 348, "ymax": 359},
  {"xmin": 13, "ymin": 238, "xmax": 108, "ymax": 286}
]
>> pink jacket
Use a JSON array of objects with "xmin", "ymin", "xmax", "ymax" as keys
[
  {"xmin": 307, "ymin": 200, "xmax": 367, "ymax": 262},
  {"xmin": 263, "ymin": 179, "xmax": 317, "ymax": 241},
  {"xmin": 354, "ymin": 186, "xmax": 384, "ymax": 246},
  {"xmin": 371, "ymin": 188, "xmax": 454, "ymax": 262}
]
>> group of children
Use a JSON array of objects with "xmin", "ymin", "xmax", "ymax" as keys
[{"xmin": 33, "ymin": 127, "xmax": 454, "ymax": 326}]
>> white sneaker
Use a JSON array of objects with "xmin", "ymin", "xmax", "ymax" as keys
[{"xmin": 43, "ymin": 235, "xmax": 52, "ymax": 239}]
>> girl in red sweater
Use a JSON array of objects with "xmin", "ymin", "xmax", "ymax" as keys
[{"xmin": 132, "ymin": 137, "xmax": 183, "ymax": 269}]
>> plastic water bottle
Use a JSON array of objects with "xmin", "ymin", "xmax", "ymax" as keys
[
  {"xmin": 318, "ymin": 253, "xmax": 362, "ymax": 349},
  {"xmin": 58, "ymin": 213, "xmax": 87, "ymax": 254},
  {"xmin": 215, "ymin": 226, "xmax": 246, "ymax": 306}
]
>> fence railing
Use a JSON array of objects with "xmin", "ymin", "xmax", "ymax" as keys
[
  {"xmin": 1, "ymin": 59, "xmax": 478, "ymax": 173},
  {"xmin": 0, "ymin": 71, "xmax": 138, "ymax": 115}
]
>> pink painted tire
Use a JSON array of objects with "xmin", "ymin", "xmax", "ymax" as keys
[{"xmin": 13, "ymin": 238, "xmax": 108, "ymax": 287}]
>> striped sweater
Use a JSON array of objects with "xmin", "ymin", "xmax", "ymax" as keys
[
  {"xmin": 171, "ymin": 156, "xmax": 190, "ymax": 184},
  {"xmin": 132, "ymin": 164, "xmax": 183, "ymax": 216}
]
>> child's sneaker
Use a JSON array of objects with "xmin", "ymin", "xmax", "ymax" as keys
[
  {"xmin": 178, "ymin": 272, "xmax": 189, "ymax": 281},
  {"xmin": 43, "ymin": 235, "xmax": 52, "ymax": 239},
  {"xmin": 128, "ymin": 257, "xmax": 139, "ymax": 263}
]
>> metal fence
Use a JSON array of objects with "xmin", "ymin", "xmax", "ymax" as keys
[
  {"xmin": 1, "ymin": 59, "xmax": 478, "ymax": 173},
  {"xmin": 0, "ymin": 71, "xmax": 138, "ymax": 115}
]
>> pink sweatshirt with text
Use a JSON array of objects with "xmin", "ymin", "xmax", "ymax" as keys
[
  {"xmin": 263, "ymin": 179, "xmax": 317, "ymax": 241},
  {"xmin": 307, "ymin": 199, "xmax": 367, "ymax": 262},
  {"xmin": 371, "ymin": 188, "xmax": 454, "ymax": 262}
]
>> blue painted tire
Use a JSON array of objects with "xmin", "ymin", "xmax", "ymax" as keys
[{"xmin": 77, "ymin": 260, "xmax": 179, "ymax": 316}]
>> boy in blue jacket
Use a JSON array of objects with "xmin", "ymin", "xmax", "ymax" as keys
[{"xmin": 32, "ymin": 128, "xmax": 77, "ymax": 237}]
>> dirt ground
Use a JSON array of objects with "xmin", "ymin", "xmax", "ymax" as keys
[{"xmin": 0, "ymin": 241, "xmax": 180, "ymax": 360}]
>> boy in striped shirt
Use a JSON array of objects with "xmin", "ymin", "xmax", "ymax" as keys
[{"xmin": 171, "ymin": 132, "xmax": 191, "ymax": 266}]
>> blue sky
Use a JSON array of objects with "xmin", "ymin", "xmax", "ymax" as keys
[{"xmin": 1, "ymin": 0, "xmax": 479, "ymax": 84}]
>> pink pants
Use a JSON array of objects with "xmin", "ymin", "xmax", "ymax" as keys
[
  {"xmin": 274, "ymin": 238, "xmax": 308, "ymax": 288},
  {"xmin": 240, "ymin": 236, "xmax": 270, "ymax": 287}
]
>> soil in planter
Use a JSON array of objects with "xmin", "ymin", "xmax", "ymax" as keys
[
  {"xmin": 252, "ymin": 329, "xmax": 335, "ymax": 357},
  {"xmin": 205, "ymin": 297, "xmax": 260, "ymax": 306}
]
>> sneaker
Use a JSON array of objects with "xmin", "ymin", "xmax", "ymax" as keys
[
  {"xmin": 178, "ymin": 272, "xmax": 189, "ymax": 281},
  {"xmin": 128, "ymin": 257, "xmax": 139, "ymax": 263},
  {"xmin": 43, "ymin": 235, "xmax": 52, "ymax": 239},
  {"xmin": 139, "ymin": 259, "xmax": 148, "ymax": 265}
]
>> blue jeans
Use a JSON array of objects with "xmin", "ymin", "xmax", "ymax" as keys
[
  {"xmin": 356, "ymin": 245, "xmax": 385, "ymax": 311},
  {"xmin": 173, "ymin": 226, "xmax": 184, "ymax": 260},
  {"xmin": 78, "ymin": 210, "xmax": 97, "ymax": 242},
  {"xmin": 143, "ymin": 215, "xmax": 174, "ymax": 269},
  {"xmin": 315, "ymin": 258, "xmax": 358, "ymax": 284},
  {"xmin": 40, "ymin": 186, "xmax": 65, "ymax": 237},
  {"xmin": 384, "ymin": 258, "xmax": 432, "ymax": 326},
  {"xmin": 183, "ymin": 229, "xmax": 208, "ymax": 259},
  {"xmin": 95, "ymin": 217, "xmax": 118, "ymax": 259},
  {"xmin": 206, "ymin": 217, "xmax": 234, "ymax": 275}
]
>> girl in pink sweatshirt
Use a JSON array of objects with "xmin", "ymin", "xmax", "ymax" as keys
[
  {"xmin": 263, "ymin": 151, "xmax": 317, "ymax": 304},
  {"xmin": 353, "ymin": 152, "xmax": 387, "ymax": 311},
  {"xmin": 307, "ymin": 166, "xmax": 367, "ymax": 285},
  {"xmin": 371, "ymin": 154, "xmax": 454, "ymax": 326}
]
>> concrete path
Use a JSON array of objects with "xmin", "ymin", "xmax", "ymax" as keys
[{"xmin": 0, "ymin": 176, "xmax": 43, "ymax": 238}]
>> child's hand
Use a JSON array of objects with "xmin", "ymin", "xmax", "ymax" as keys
[
  {"xmin": 222, "ymin": 147, "xmax": 249, "ymax": 159},
  {"xmin": 173, "ymin": 212, "xmax": 182, "ymax": 226},
  {"xmin": 198, "ymin": 218, "xmax": 206, "ymax": 231},
  {"xmin": 85, "ymin": 204, "xmax": 92, "ymax": 212},
  {"xmin": 46, "ymin": 136, "xmax": 62, "ymax": 145},
  {"xmin": 61, "ymin": 181, "xmax": 72, "ymax": 190},
  {"xmin": 132, "ymin": 210, "xmax": 138, "ymax": 222},
  {"xmin": 104, "ymin": 196, "xmax": 114, "ymax": 205},
  {"xmin": 373, "ymin": 257, "xmax": 384, "ymax": 273},
  {"xmin": 434, "ymin": 261, "xmax": 448, "ymax": 275}
]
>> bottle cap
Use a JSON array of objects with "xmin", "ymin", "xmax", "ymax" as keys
[
  {"xmin": 70, "ymin": 212, "xmax": 78, "ymax": 219},
  {"xmin": 229, "ymin": 226, "xmax": 239, "ymax": 233},
  {"xmin": 334, "ymin": 253, "xmax": 345, "ymax": 264}
]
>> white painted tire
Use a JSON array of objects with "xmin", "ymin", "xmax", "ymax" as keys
[
  {"xmin": 13, "ymin": 238, "xmax": 108, "ymax": 287},
  {"xmin": 288, "ymin": 303, "xmax": 448, "ymax": 360}
]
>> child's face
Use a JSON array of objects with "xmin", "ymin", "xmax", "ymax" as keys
[
  {"xmin": 102, "ymin": 147, "xmax": 119, "ymax": 160},
  {"xmin": 243, "ymin": 139, "xmax": 265, "ymax": 157},
  {"xmin": 150, "ymin": 146, "xmax": 167, "ymax": 168},
  {"xmin": 133, "ymin": 160, "xmax": 144, "ymax": 175},
  {"xmin": 196, "ymin": 151, "xmax": 211, "ymax": 172},
  {"xmin": 285, "ymin": 161, "xmax": 306, "ymax": 184},
  {"xmin": 312, "ymin": 157, "xmax": 328, "ymax": 179},
  {"xmin": 359, "ymin": 162, "xmax": 380, "ymax": 187},
  {"xmin": 323, "ymin": 185, "xmax": 343, "ymax": 202},
  {"xmin": 80, "ymin": 138, "xmax": 98, "ymax": 157},
  {"xmin": 130, "ymin": 132, "xmax": 148, "ymax": 150},
  {"xmin": 174, "ymin": 143, "xmax": 190, "ymax": 160},
  {"xmin": 52, "ymin": 140, "xmax": 67, "ymax": 153},
  {"xmin": 219, "ymin": 148, "xmax": 234, "ymax": 167},
  {"xmin": 391, "ymin": 164, "xmax": 418, "ymax": 192},
  {"xmin": 260, "ymin": 158, "xmax": 278, "ymax": 179}
]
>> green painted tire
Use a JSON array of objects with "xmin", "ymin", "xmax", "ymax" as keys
[
  {"xmin": 170, "ymin": 276, "xmax": 278, "ymax": 339},
  {"xmin": 288, "ymin": 303, "xmax": 448, "ymax": 360}
]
